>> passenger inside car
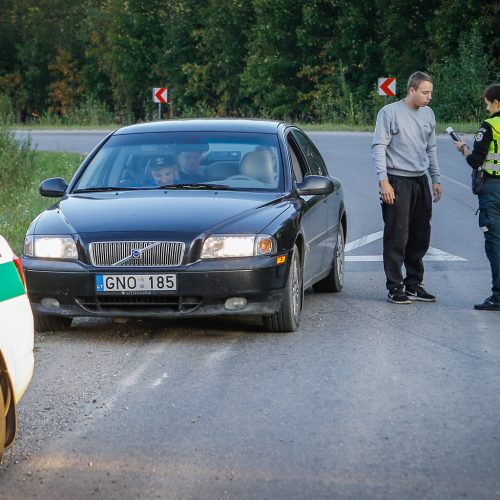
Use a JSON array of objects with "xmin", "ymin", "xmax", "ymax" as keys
[
  {"xmin": 148, "ymin": 154, "xmax": 178, "ymax": 186},
  {"xmin": 176, "ymin": 144, "xmax": 209, "ymax": 183}
]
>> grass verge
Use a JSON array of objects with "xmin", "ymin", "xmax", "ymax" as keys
[
  {"xmin": 299, "ymin": 122, "xmax": 481, "ymax": 134},
  {"xmin": 13, "ymin": 121, "xmax": 482, "ymax": 135},
  {"xmin": 0, "ymin": 150, "xmax": 82, "ymax": 253}
]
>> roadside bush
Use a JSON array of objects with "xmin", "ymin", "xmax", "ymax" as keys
[
  {"xmin": 431, "ymin": 27, "xmax": 490, "ymax": 123},
  {"xmin": 0, "ymin": 127, "xmax": 36, "ymax": 189},
  {"xmin": 0, "ymin": 140, "xmax": 82, "ymax": 251},
  {"xmin": 0, "ymin": 94, "xmax": 15, "ymax": 125},
  {"xmin": 28, "ymin": 98, "xmax": 118, "ymax": 127},
  {"xmin": 180, "ymin": 103, "xmax": 219, "ymax": 119},
  {"xmin": 0, "ymin": 127, "xmax": 36, "ymax": 249},
  {"xmin": 63, "ymin": 98, "xmax": 116, "ymax": 126},
  {"xmin": 298, "ymin": 64, "xmax": 389, "ymax": 126}
]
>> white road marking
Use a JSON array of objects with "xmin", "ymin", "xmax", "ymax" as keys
[
  {"xmin": 345, "ymin": 231, "xmax": 383, "ymax": 252},
  {"xmin": 201, "ymin": 344, "xmax": 234, "ymax": 370},
  {"xmin": 345, "ymin": 231, "xmax": 467, "ymax": 262},
  {"xmin": 151, "ymin": 372, "xmax": 169, "ymax": 388},
  {"xmin": 347, "ymin": 255, "xmax": 383, "ymax": 261}
]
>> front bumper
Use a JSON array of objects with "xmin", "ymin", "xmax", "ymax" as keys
[{"xmin": 23, "ymin": 254, "xmax": 291, "ymax": 319}]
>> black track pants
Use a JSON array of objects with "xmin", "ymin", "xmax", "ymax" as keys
[{"xmin": 381, "ymin": 174, "xmax": 432, "ymax": 290}]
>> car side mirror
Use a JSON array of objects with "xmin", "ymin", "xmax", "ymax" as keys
[
  {"xmin": 39, "ymin": 177, "xmax": 68, "ymax": 197},
  {"xmin": 296, "ymin": 175, "xmax": 334, "ymax": 195}
]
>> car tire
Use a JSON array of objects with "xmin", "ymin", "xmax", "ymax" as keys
[
  {"xmin": 313, "ymin": 224, "xmax": 345, "ymax": 293},
  {"xmin": 263, "ymin": 245, "xmax": 302, "ymax": 333},
  {"xmin": 34, "ymin": 314, "xmax": 72, "ymax": 333},
  {"xmin": 0, "ymin": 383, "xmax": 6, "ymax": 463}
]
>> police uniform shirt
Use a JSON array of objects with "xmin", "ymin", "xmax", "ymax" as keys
[{"xmin": 466, "ymin": 111, "xmax": 500, "ymax": 174}]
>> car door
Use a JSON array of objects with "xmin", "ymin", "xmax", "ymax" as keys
[
  {"xmin": 291, "ymin": 129, "xmax": 341, "ymax": 271},
  {"xmin": 286, "ymin": 130, "xmax": 327, "ymax": 285}
]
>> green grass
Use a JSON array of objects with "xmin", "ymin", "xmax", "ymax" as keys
[
  {"xmin": 0, "ymin": 151, "xmax": 82, "ymax": 253},
  {"xmin": 299, "ymin": 121, "xmax": 481, "ymax": 134},
  {"xmin": 298, "ymin": 122, "xmax": 375, "ymax": 132},
  {"xmin": 436, "ymin": 122, "xmax": 480, "ymax": 135},
  {"xmin": 11, "ymin": 120, "xmax": 482, "ymax": 134},
  {"xmin": 13, "ymin": 123, "xmax": 118, "ymax": 131}
]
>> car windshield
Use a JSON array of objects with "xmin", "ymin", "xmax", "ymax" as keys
[{"xmin": 73, "ymin": 131, "xmax": 283, "ymax": 192}]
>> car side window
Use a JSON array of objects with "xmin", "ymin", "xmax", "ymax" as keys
[
  {"xmin": 291, "ymin": 130, "xmax": 327, "ymax": 176},
  {"xmin": 287, "ymin": 134, "xmax": 307, "ymax": 183}
]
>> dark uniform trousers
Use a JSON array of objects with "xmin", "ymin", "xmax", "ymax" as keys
[
  {"xmin": 382, "ymin": 174, "xmax": 432, "ymax": 290},
  {"xmin": 478, "ymin": 176, "xmax": 500, "ymax": 301}
]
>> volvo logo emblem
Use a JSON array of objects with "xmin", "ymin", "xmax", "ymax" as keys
[{"xmin": 131, "ymin": 249, "xmax": 142, "ymax": 259}]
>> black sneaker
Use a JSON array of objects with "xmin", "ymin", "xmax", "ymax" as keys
[
  {"xmin": 405, "ymin": 284, "xmax": 436, "ymax": 302},
  {"xmin": 388, "ymin": 288, "xmax": 412, "ymax": 304},
  {"xmin": 474, "ymin": 296, "xmax": 500, "ymax": 311}
]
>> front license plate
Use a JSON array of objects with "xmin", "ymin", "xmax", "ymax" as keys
[{"xmin": 96, "ymin": 274, "xmax": 177, "ymax": 293}]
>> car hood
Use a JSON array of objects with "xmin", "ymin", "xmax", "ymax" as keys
[{"xmin": 32, "ymin": 190, "xmax": 289, "ymax": 238}]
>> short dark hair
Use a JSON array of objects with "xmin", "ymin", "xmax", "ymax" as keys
[
  {"xmin": 407, "ymin": 71, "xmax": 433, "ymax": 93},
  {"xmin": 484, "ymin": 84, "xmax": 500, "ymax": 103}
]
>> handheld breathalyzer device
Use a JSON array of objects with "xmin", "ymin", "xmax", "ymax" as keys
[{"xmin": 446, "ymin": 127, "xmax": 462, "ymax": 142}]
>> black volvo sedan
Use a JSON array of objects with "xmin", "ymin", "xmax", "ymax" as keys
[{"xmin": 23, "ymin": 119, "xmax": 346, "ymax": 333}]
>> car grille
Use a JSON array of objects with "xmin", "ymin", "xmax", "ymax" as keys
[
  {"xmin": 89, "ymin": 241, "xmax": 185, "ymax": 267},
  {"xmin": 77, "ymin": 295, "xmax": 202, "ymax": 313}
]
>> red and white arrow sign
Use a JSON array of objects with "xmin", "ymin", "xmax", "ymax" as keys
[
  {"xmin": 378, "ymin": 77, "xmax": 396, "ymax": 97},
  {"xmin": 153, "ymin": 87, "xmax": 168, "ymax": 104}
]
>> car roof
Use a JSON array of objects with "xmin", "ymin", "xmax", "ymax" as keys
[{"xmin": 114, "ymin": 118, "xmax": 286, "ymax": 135}]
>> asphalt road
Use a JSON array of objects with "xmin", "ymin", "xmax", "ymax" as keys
[{"xmin": 2, "ymin": 130, "xmax": 499, "ymax": 499}]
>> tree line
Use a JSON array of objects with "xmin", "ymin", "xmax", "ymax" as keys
[{"xmin": 0, "ymin": 0, "xmax": 498, "ymax": 125}]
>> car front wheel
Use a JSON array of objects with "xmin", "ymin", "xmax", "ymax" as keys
[{"xmin": 263, "ymin": 245, "xmax": 303, "ymax": 333}]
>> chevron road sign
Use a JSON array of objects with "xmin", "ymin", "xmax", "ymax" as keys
[
  {"xmin": 378, "ymin": 77, "xmax": 397, "ymax": 97},
  {"xmin": 153, "ymin": 87, "xmax": 168, "ymax": 104}
]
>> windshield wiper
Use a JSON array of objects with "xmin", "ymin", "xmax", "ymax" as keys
[
  {"xmin": 151, "ymin": 183, "xmax": 232, "ymax": 190},
  {"xmin": 73, "ymin": 186, "xmax": 141, "ymax": 193}
]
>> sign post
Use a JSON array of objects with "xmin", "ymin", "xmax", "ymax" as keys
[
  {"xmin": 152, "ymin": 87, "xmax": 168, "ymax": 119},
  {"xmin": 378, "ymin": 78, "xmax": 396, "ymax": 97}
]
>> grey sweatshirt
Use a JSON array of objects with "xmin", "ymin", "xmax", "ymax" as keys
[{"xmin": 371, "ymin": 99, "xmax": 440, "ymax": 184}]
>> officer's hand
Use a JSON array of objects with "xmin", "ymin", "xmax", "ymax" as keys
[
  {"xmin": 433, "ymin": 183, "xmax": 442, "ymax": 203},
  {"xmin": 453, "ymin": 140, "xmax": 469, "ymax": 156},
  {"xmin": 379, "ymin": 179, "xmax": 395, "ymax": 204}
]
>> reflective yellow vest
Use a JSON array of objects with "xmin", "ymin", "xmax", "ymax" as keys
[{"xmin": 483, "ymin": 115, "xmax": 500, "ymax": 176}]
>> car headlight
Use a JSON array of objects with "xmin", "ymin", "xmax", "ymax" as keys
[
  {"xmin": 201, "ymin": 234, "xmax": 276, "ymax": 259},
  {"xmin": 24, "ymin": 235, "xmax": 78, "ymax": 259}
]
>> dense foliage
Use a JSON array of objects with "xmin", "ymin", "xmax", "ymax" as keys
[{"xmin": 0, "ymin": 0, "xmax": 498, "ymax": 124}]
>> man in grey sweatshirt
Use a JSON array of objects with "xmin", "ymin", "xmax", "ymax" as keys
[{"xmin": 371, "ymin": 71, "xmax": 442, "ymax": 304}]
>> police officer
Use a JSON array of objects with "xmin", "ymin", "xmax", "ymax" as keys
[{"xmin": 454, "ymin": 84, "xmax": 500, "ymax": 311}]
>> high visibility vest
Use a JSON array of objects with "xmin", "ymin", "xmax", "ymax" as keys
[{"xmin": 483, "ymin": 116, "xmax": 500, "ymax": 176}]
